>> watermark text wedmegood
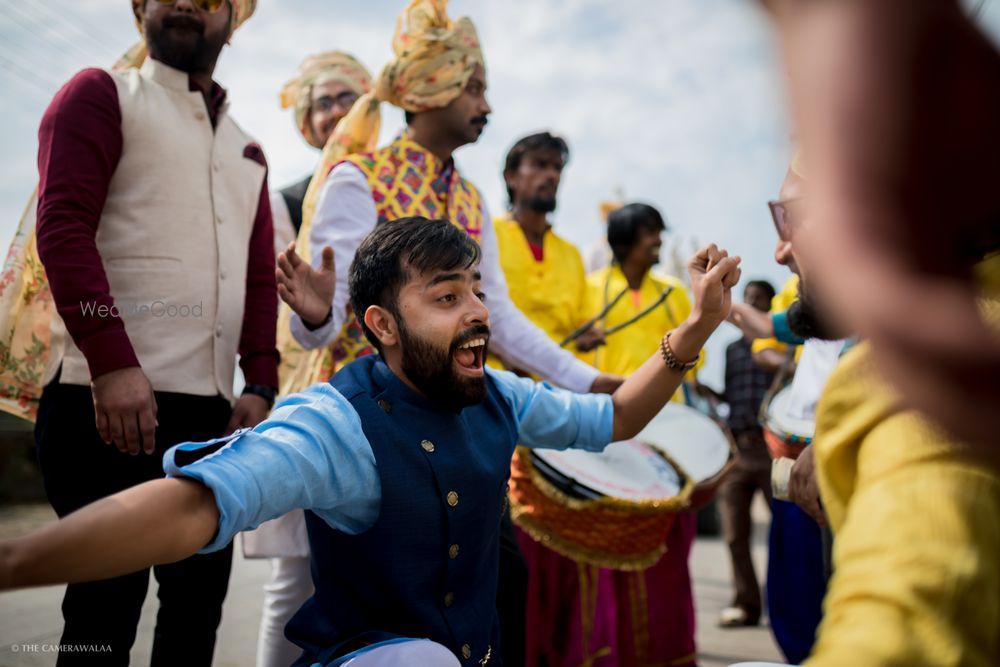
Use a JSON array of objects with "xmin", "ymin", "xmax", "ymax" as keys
[{"xmin": 80, "ymin": 300, "xmax": 203, "ymax": 319}]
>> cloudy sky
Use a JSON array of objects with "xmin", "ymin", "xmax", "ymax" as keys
[{"xmin": 2, "ymin": 0, "xmax": 998, "ymax": 388}]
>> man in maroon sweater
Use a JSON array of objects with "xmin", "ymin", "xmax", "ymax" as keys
[{"xmin": 32, "ymin": 1, "xmax": 277, "ymax": 665}]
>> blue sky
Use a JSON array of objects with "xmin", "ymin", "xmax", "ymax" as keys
[{"xmin": 2, "ymin": 0, "xmax": 998, "ymax": 388}]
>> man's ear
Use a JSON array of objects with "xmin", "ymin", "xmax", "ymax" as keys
[{"xmin": 364, "ymin": 305, "xmax": 398, "ymax": 348}]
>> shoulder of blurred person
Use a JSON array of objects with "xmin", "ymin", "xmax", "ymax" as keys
[{"xmin": 807, "ymin": 340, "xmax": 1000, "ymax": 665}]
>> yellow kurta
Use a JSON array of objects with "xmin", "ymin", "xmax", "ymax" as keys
[
  {"xmin": 491, "ymin": 218, "xmax": 588, "ymax": 352},
  {"xmin": 583, "ymin": 265, "xmax": 701, "ymax": 399},
  {"xmin": 752, "ymin": 274, "xmax": 800, "ymax": 355},
  {"xmin": 806, "ymin": 342, "xmax": 1000, "ymax": 666}
]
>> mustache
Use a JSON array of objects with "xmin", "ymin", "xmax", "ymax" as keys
[
  {"xmin": 470, "ymin": 115, "xmax": 489, "ymax": 126},
  {"xmin": 162, "ymin": 14, "xmax": 205, "ymax": 33},
  {"xmin": 449, "ymin": 324, "xmax": 491, "ymax": 353}
]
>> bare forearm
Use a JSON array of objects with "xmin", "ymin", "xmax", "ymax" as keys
[
  {"xmin": 611, "ymin": 318, "xmax": 715, "ymax": 440},
  {"xmin": 1, "ymin": 478, "xmax": 219, "ymax": 591}
]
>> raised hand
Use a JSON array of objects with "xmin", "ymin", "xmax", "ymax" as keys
[
  {"xmin": 687, "ymin": 244, "xmax": 742, "ymax": 327},
  {"xmin": 276, "ymin": 242, "xmax": 335, "ymax": 328}
]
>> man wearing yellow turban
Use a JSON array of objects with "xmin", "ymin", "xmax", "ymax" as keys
[
  {"xmin": 0, "ymin": 1, "xmax": 276, "ymax": 664},
  {"xmin": 271, "ymin": 51, "xmax": 373, "ymax": 254},
  {"xmin": 278, "ymin": 0, "xmax": 619, "ymax": 412}
]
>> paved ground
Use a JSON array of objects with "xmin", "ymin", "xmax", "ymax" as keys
[{"xmin": 0, "ymin": 501, "xmax": 783, "ymax": 667}]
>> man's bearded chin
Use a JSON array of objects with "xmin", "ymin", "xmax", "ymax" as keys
[
  {"xmin": 146, "ymin": 16, "xmax": 227, "ymax": 73},
  {"xmin": 398, "ymin": 320, "xmax": 488, "ymax": 413},
  {"xmin": 525, "ymin": 195, "xmax": 557, "ymax": 214},
  {"xmin": 787, "ymin": 283, "xmax": 845, "ymax": 342}
]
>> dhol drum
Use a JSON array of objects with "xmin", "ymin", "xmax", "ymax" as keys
[
  {"xmin": 635, "ymin": 402, "xmax": 736, "ymax": 509},
  {"xmin": 762, "ymin": 386, "xmax": 815, "ymax": 461},
  {"xmin": 508, "ymin": 403, "xmax": 733, "ymax": 570},
  {"xmin": 509, "ymin": 439, "xmax": 693, "ymax": 571}
]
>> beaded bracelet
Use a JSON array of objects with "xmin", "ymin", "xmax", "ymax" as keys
[{"xmin": 659, "ymin": 331, "xmax": 700, "ymax": 373}]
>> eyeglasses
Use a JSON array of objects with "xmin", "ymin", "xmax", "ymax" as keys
[
  {"xmin": 768, "ymin": 197, "xmax": 805, "ymax": 241},
  {"xmin": 154, "ymin": 0, "xmax": 227, "ymax": 13},
  {"xmin": 313, "ymin": 91, "xmax": 360, "ymax": 114}
]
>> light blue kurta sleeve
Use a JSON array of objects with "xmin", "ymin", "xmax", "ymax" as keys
[
  {"xmin": 163, "ymin": 383, "xmax": 380, "ymax": 553},
  {"xmin": 487, "ymin": 368, "xmax": 614, "ymax": 452}
]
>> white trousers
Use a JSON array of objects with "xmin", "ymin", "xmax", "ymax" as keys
[{"xmin": 256, "ymin": 556, "xmax": 314, "ymax": 667}]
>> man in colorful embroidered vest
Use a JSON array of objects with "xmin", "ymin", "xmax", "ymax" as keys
[
  {"xmin": 271, "ymin": 51, "xmax": 373, "ymax": 254},
  {"xmin": 277, "ymin": 0, "xmax": 619, "ymax": 398},
  {"xmin": 0, "ymin": 218, "xmax": 743, "ymax": 667},
  {"xmin": 31, "ymin": 1, "xmax": 277, "ymax": 664}
]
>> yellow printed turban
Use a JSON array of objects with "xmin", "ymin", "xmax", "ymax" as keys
[
  {"xmin": 303, "ymin": 0, "xmax": 484, "ymax": 225},
  {"xmin": 118, "ymin": 0, "xmax": 257, "ymax": 70},
  {"xmin": 377, "ymin": 0, "xmax": 484, "ymax": 113},
  {"xmin": 279, "ymin": 51, "xmax": 373, "ymax": 148}
]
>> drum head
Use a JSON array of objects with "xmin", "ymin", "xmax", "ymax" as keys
[
  {"xmin": 532, "ymin": 440, "xmax": 682, "ymax": 501},
  {"xmin": 635, "ymin": 402, "xmax": 731, "ymax": 484},
  {"xmin": 767, "ymin": 386, "xmax": 816, "ymax": 441}
]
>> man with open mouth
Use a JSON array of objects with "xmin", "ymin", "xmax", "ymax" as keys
[{"xmin": 0, "ymin": 217, "xmax": 741, "ymax": 667}]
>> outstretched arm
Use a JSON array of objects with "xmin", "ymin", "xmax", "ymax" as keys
[
  {"xmin": 610, "ymin": 245, "xmax": 741, "ymax": 441},
  {"xmin": 0, "ymin": 478, "xmax": 217, "ymax": 591}
]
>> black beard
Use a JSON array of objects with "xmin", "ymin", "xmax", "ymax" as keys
[
  {"xmin": 146, "ymin": 14, "xmax": 227, "ymax": 73},
  {"xmin": 525, "ymin": 196, "xmax": 557, "ymax": 214},
  {"xmin": 786, "ymin": 288, "xmax": 841, "ymax": 341},
  {"xmin": 397, "ymin": 319, "xmax": 489, "ymax": 413}
]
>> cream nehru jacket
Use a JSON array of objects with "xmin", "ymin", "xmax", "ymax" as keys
[{"xmin": 52, "ymin": 59, "xmax": 265, "ymax": 402}]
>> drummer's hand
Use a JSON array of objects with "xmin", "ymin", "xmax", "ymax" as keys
[
  {"xmin": 789, "ymin": 444, "xmax": 827, "ymax": 527},
  {"xmin": 575, "ymin": 327, "xmax": 606, "ymax": 353},
  {"xmin": 590, "ymin": 373, "xmax": 624, "ymax": 394},
  {"xmin": 688, "ymin": 244, "xmax": 741, "ymax": 327},
  {"xmin": 277, "ymin": 242, "xmax": 335, "ymax": 328}
]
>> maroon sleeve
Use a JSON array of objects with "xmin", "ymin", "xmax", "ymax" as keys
[
  {"xmin": 237, "ymin": 151, "xmax": 280, "ymax": 390},
  {"xmin": 35, "ymin": 68, "xmax": 140, "ymax": 379}
]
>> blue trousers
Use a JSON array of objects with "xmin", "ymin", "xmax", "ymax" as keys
[{"xmin": 766, "ymin": 499, "xmax": 827, "ymax": 664}]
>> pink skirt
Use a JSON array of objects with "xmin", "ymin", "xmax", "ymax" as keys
[{"xmin": 517, "ymin": 512, "xmax": 698, "ymax": 667}]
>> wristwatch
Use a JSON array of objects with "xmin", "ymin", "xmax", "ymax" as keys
[{"xmin": 242, "ymin": 383, "xmax": 277, "ymax": 409}]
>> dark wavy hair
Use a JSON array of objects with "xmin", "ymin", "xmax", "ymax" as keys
[{"xmin": 349, "ymin": 217, "xmax": 481, "ymax": 352}]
